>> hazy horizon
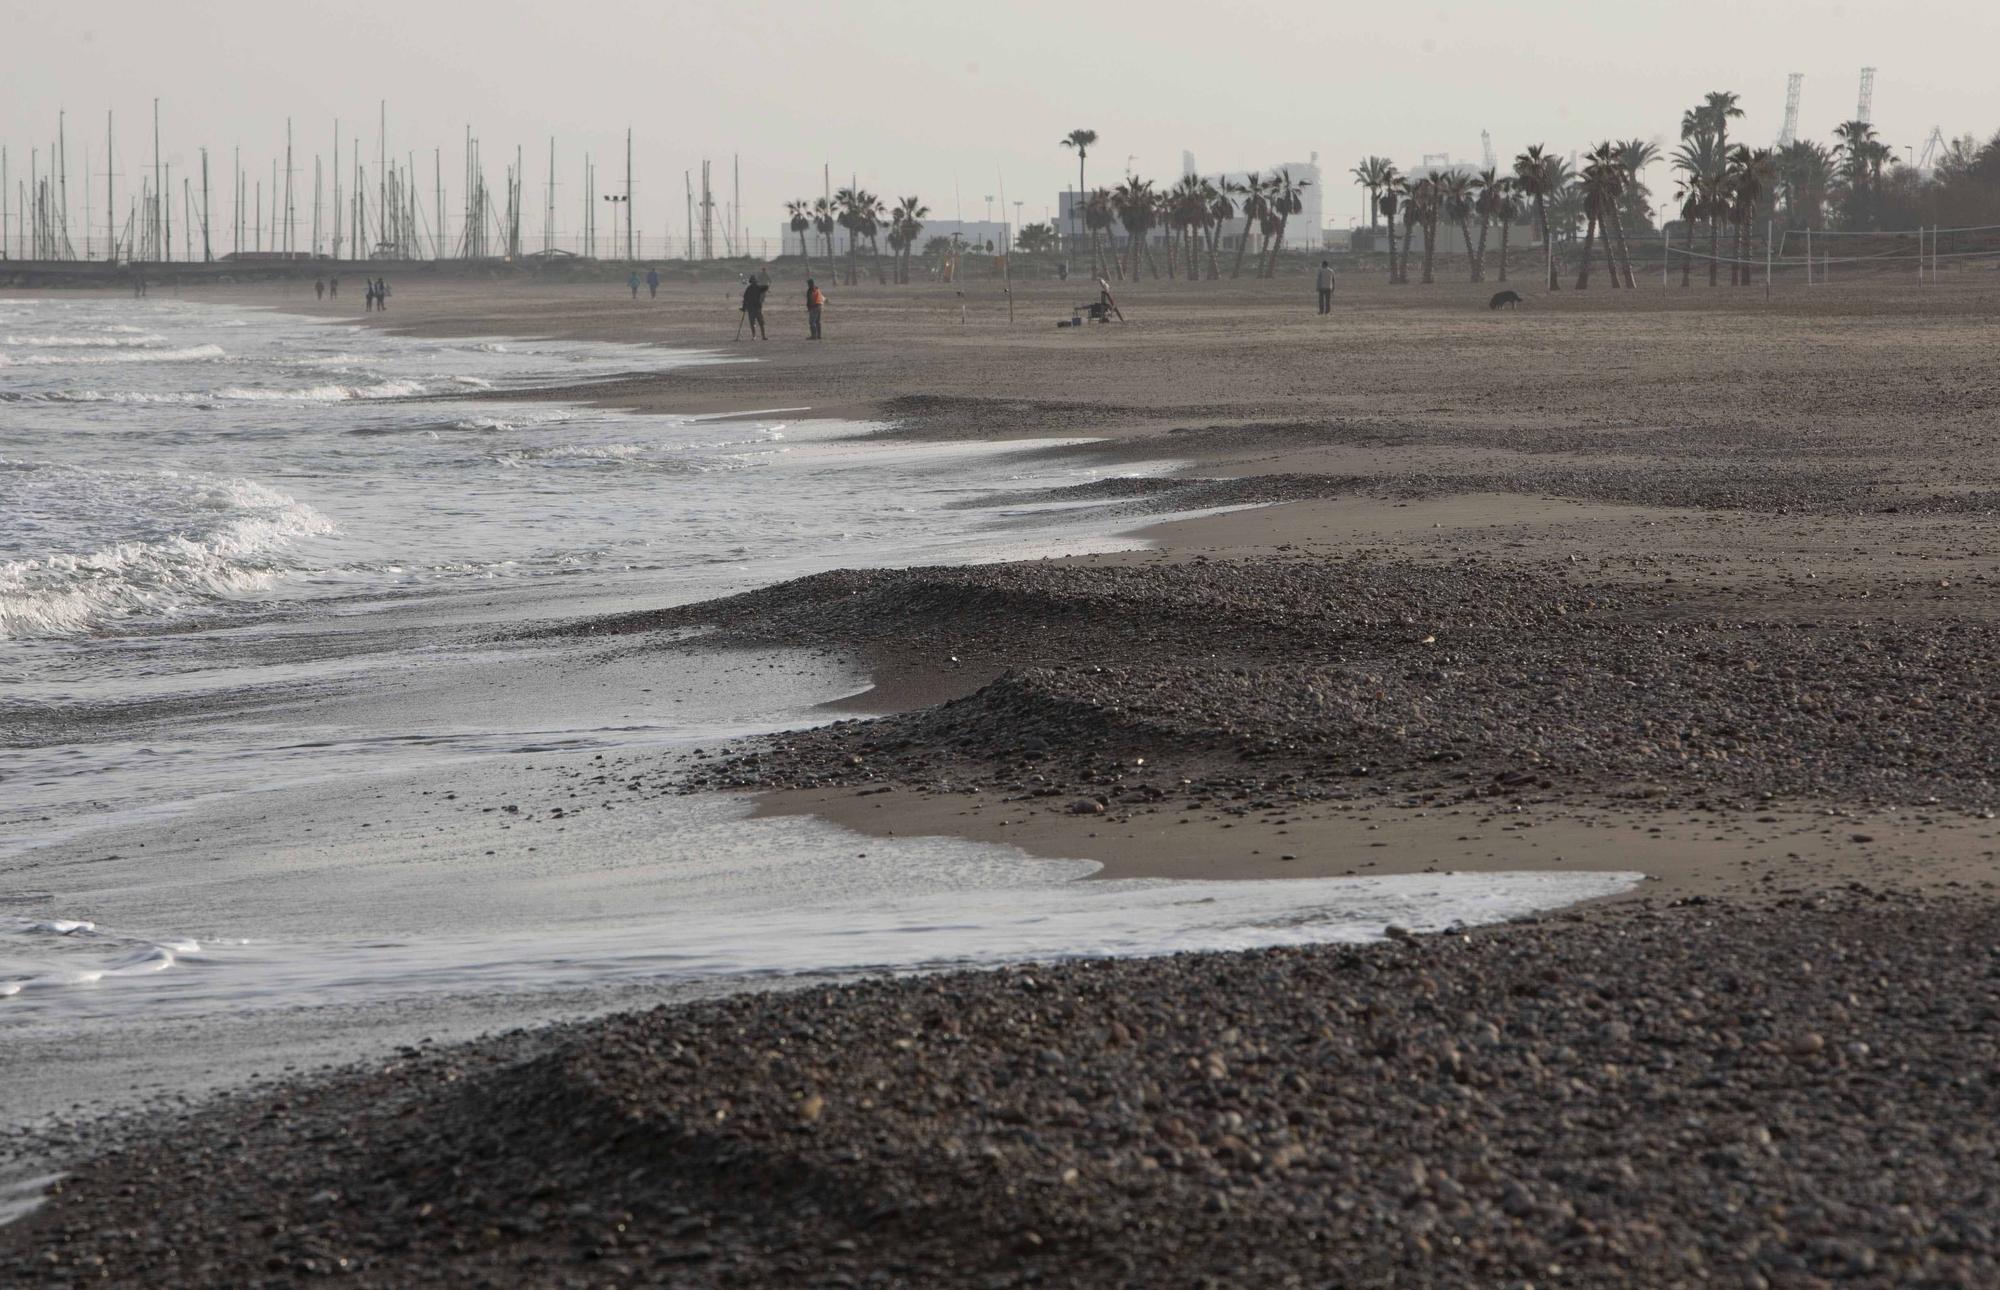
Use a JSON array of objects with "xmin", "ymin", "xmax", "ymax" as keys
[{"xmin": 5, "ymin": 0, "xmax": 1997, "ymax": 253}]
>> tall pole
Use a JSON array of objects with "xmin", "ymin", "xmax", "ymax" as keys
[
  {"xmin": 685, "ymin": 170, "xmax": 693, "ymax": 261},
  {"xmin": 434, "ymin": 148, "xmax": 443, "ymax": 260},
  {"xmin": 624, "ymin": 127, "xmax": 634, "ymax": 261},
  {"xmin": 378, "ymin": 100, "xmax": 386, "ymax": 243},
  {"xmin": 57, "ymin": 111, "xmax": 71, "ymax": 259},
  {"xmin": 163, "ymin": 161, "xmax": 172, "ymax": 262},
  {"xmin": 152, "ymin": 99, "xmax": 161, "ymax": 263},
  {"xmin": 201, "ymin": 147, "xmax": 211, "ymax": 261},
  {"xmin": 284, "ymin": 118, "xmax": 294, "ymax": 255},
  {"xmin": 105, "ymin": 112, "xmax": 114, "ymax": 262},
  {"xmin": 333, "ymin": 122, "xmax": 342, "ymax": 261}
]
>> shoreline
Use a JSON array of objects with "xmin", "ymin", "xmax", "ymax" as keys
[
  {"xmin": 238, "ymin": 273, "xmax": 2000, "ymax": 907},
  {"xmin": 8, "ymin": 275, "xmax": 1999, "ymax": 1281}
]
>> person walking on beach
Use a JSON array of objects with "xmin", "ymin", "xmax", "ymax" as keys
[
  {"xmin": 628, "ymin": 270, "xmax": 641, "ymax": 299},
  {"xmin": 375, "ymin": 278, "xmax": 390, "ymax": 312},
  {"xmin": 741, "ymin": 277, "xmax": 770, "ymax": 340},
  {"xmin": 1316, "ymin": 260, "xmax": 1336, "ymax": 315},
  {"xmin": 805, "ymin": 278, "xmax": 824, "ymax": 340},
  {"xmin": 315, "ymin": 278, "xmax": 326, "ymax": 301},
  {"xmin": 646, "ymin": 267, "xmax": 660, "ymax": 299},
  {"xmin": 329, "ymin": 275, "xmax": 339, "ymax": 300}
]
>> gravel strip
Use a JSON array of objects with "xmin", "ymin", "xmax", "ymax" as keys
[{"xmin": 7, "ymin": 894, "xmax": 1996, "ymax": 1288}]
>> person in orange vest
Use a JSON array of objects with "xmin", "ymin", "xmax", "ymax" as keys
[{"xmin": 805, "ymin": 278, "xmax": 825, "ymax": 340}]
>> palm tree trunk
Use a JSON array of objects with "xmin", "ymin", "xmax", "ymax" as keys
[
  {"xmin": 1536, "ymin": 197, "xmax": 1558, "ymax": 291},
  {"xmin": 1608, "ymin": 209, "xmax": 1635, "ymax": 288},
  {"xmin": 1421, "ymin": 215, "xmax": 1437, "ymax": 284},
  {"xmin": 1496, "ymin": 218, "xmax": 1510, "ymax": 282},
  {"xmin": 1681, "ymin": 211, "xmax": 1695, "ymax": 286},
  {"xmin": 1602, "ymin": 214, "xmax": 1621, "ymax": 287},
  {"xmin": 1206, "ymin": 226, "xmax": 1220, "ymax": 279},
  {"xmin": 1474, "ymin": 214, "xmax": 1490, "ymax": 282},
  {"xmin": 1400, "ymin": 220, "xmax": 1416, "ymax": 284},
  {"xmin": 1458, "ymin": 217, "xmax": 1476, "ymax": 281},
  {"xmin": 1384, "ymin": 211, "xmax": 1399, "ymax": 284},
  {"xmin": 1576, "ymin": 214, "xmax": 1597, "ymax": 289},
  {"xmin": 1231, "ymin": 216, "xmax": 1254, "ymax": 279},
  {"xmin": 1707, "ymin": 212, "xmax": 1720, "ymax": 287},
  {"xmin": 1078, "ymin": 158, "xmax": 1089, "ymax": 270},
  {"xmin": 1264, "ymin": 214, "xmax": 1289, "ymax": 278}
]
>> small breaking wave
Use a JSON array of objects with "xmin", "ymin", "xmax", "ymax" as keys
[
  {"xmin": 210, "ymin": 379, "xmax": 427, "ymax": 402},
  {"xmin": 0, "ymin": 916, "xmax": 199, "ymax": 1001},
  {"xmin": 0, "ymin": 467, "xmax": 336, "ymax": 639},
  {"xmin": 1, "ymin": 333, "xmax": 168, "ymax": 348},
  {"xmin": 0, "ymin": 343, "xmax": 225, "ymax": 367}
]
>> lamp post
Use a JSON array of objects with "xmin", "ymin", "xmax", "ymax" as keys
[{"xmin": 603, "ymin": 193, "xmax": 629, "ymax": 260}]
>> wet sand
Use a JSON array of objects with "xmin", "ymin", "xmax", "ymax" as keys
[{"xmin": 207, "ymin": 269, "xmax": 2000, "ymax": 904}]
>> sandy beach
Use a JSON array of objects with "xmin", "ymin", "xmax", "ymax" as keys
[
  {"xmin": 304, "ymin": 269, "xmax": 2000, "ymax": 902},
  {"xmin": 7, "ymin": 268, "xmax": 2000, "ymax": 1284}
]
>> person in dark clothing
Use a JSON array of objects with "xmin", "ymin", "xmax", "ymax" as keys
[
  {"xmin": 364, "ymin": 281, "xmax": 377, "ymax": 311},
  {"xmin": 805, "ymin": 279, "xmax": 824, "ymax": 339},
  {"xmin": 646, "ymin": 267, "xmax": 660, "ymax": 298},
  {"xmin": 741, "ymin": 278, "xmax": 770, "ymax": 339},
  {"xmin": 1316, "ymin": 260, "xmax": 1335, "ymax": 314},
  {"xmin": 375, "ymin": 278, "xmax": 389, "ymax": 311},
  {"xmin": 315, "ymin": 278, "xmax": 326, "ymax": 301},
  {"xmin": 329, "ymin": 276, "xmax": 339, "ymax": 300}
]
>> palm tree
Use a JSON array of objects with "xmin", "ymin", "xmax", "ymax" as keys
[
  {"xmin": 1439, "ymin": 170, "xmax": 1478, "ymax": 280},
  {"xmin": 1513, "ymin": 144, "xmax": 1561, "ymax": 290},
  {"xmin": 1776, "ymin": 140, "xmax": 1833, "ymax": 231},
  {"xmin": 1574, "ymin": 164, "xmax": 1606, "ymax": 290},
  {"xmin": 1014, "ymin": 222, "xmax": 1056, "ymax": 254},
  {"xmin": 1615, "ymin": 138, "xmax": 1661, "ymax": 233},
  {"xmin": 1084, "ymin": 187, "xmax": 1118, "ymax": 280},
  {"xmin": 1473, "ymin": 169, "xmax": 1511, "ymax": 282},
  {"xmin": 1687, "ymin": 91, "xmax": 1745, "ymax": 157},
  {"xmin": 1061, "ymin": 129, "xmax": 1098, "ymax": 269},
  {"xmin": 1158, "ymin": 174, "xmax": 1199, "ymax": 280},
  {"xmin": 1112, "ymin": 177, "xmax": 1157, "ymax": 279},
  {"xmin": 1205, "ymin": 179, "xmax": 1238, "ymax": 279},
  {"xmin": 1409, "ymin": 176, "xmax": 1443, "ymax": 284},
  {"xmin": 1832, "ymin": 119, "xmax": 1889, "ymax": 230},
  {"xmin": 1399, "ymin": 181, "xmax": 1422, "ymax": 284},
  {"xmin": 1592, "ymin": 142, "xmax": 1637, "ymax": 287},
  {"xmin": 1350, "ymin": 156, "xmax": 1394, "ymax": 231},
  {"xmin": 1727, "ymin": 146, "xmax": 1777, "ymax": 287},
  {"xmin": 1671, "ymin": 131, "xmax": 1722, "ymax": 286},
  {"xmin": 786, "ymin": 200, "xmax": 813, "ymax": 266},
  {"xmin": 811, "ymin": 197, "xmax": 836, "ymax": 262},
  {"xmin": 1231, "ymin": 172, "xmax": 1269, "ymax": 279},
  {"xmin": 891, "ymin": 194, "xmax": 928, "ymax": 284},
  {"xmin": 833, "ymin": 186, "xmax": 861, "ymax": 284},
  {"xmin": 1261, "ymin": 169, "xmax": 1310, "ymax": 277},
  {"xmin": 1378, "ymin": 171, "xmax": 1405, "ymax": 282}
]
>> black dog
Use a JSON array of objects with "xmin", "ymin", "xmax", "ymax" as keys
[{"xmin": 1488, "ymin": 290, "xmax": 1524, "ymax": 310}]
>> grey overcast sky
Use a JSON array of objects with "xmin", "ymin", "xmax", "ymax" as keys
[{"xmin": 5, "ymin": 0, "xmax": 1997, "ymax": 249}]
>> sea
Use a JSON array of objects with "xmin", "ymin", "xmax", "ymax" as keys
[{"xmin": 0, "ymin": 295, "xmax": 1637, "ymax": 1138}]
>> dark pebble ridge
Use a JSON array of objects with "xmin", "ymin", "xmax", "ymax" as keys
[{"xmin": 7, "ymin": 896, "xmax": 1997, "ymax": 1287}]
